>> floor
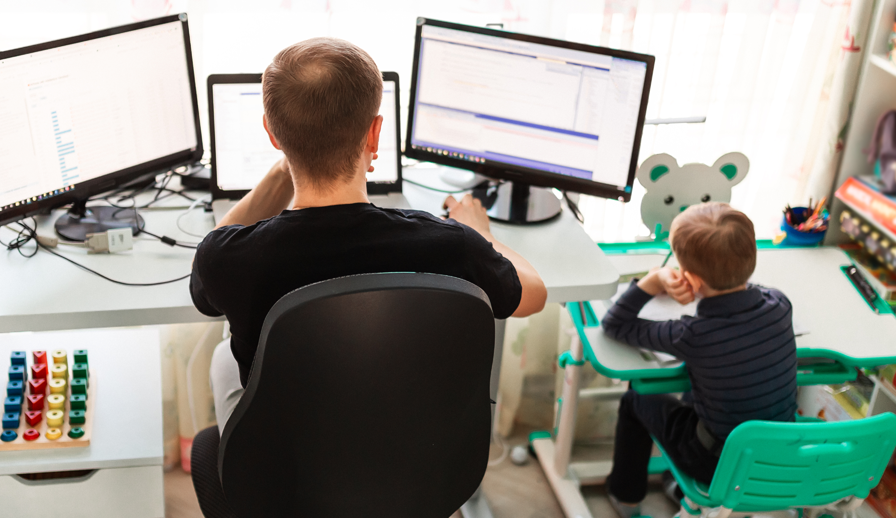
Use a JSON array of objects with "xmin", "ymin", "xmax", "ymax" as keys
[
  {"xmin": 163, "ymin": 438, "xmax": 883, "ymax": 518},
  {"xmin": 162, "ymin": 432, "xmax": 678, "ymax": 518}
]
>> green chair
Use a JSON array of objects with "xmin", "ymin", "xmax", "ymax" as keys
[{"xmin": 654, "ymin": 413, "xmax": 896, "ymax": 518}]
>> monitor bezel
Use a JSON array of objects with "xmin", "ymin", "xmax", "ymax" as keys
[
  {"xmin": 404, "ymin": 18, "xmax": 655, "ymax": 202},
  {"xmin": 209, "ymin": 71, "xmax": 403, "ymax": 199},
  {"xmin": 208, "ymin": 73, "xmax": 263, "ymax": 201},
  {"xmin": 0, "ymin": 14, "xmax": 203, "ymax": 227}
]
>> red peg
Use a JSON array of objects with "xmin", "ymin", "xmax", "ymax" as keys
[
  {"xmin": 23, "ymin": 429, "xmax": 40, "ymax": 441},
  {"xmin": 33, "ymin": 350, "xmax": 47, "ymax": 365},
  {"xmin": 31, "ymin": 363, "xmax": 47, "ymax": 380},
  {"xmin": 28, "ymin": 378, "xmax": 47, "ymax": 396},
  {"xmin": 27, "ymin": 394, "xmax": 44, "ymax": 410},
  {"xmin": 25, "ymin": 410, "xmax": 42, "ymax": 426}
]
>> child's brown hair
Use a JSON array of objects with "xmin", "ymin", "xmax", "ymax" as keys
[{"xmin": 670, "ymin": 202, "xmax": 756, "ymax": 290}]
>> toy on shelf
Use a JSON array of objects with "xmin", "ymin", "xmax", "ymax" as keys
[
  {"xmin": 1, "ymin": 348, "xmax": 93, "ymax": 450},
  {"xmin": 637, "ymin": 152, "xmax": 750, "ymax": 240}
]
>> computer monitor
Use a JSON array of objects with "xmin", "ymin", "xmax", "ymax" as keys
[
  {"xmin": 405, "ymin": 18, "xmax": 654, "ymax": 223},
  {"xmin": 208, "ymin": 72, "xmax": 401, "ymax": 199},
  {"xmin": 0, "ymin": 14, "xmax": 202, "ymax": 240}
]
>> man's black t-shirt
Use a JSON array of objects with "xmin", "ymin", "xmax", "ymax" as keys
[{"xmin": 190, "ymin": 203, "xmax": 522, "ymax": 387}]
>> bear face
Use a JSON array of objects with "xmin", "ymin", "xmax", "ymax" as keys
[{"xmin": 637, "ymin": 152, "xmax": 750, "ymax": 238}]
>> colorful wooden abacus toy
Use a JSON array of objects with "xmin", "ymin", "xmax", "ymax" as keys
[{"xmin": 0, "ymin": 348, "xmax": 94, "ymax": 450}]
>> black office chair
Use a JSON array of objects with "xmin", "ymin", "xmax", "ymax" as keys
[{"xmin": 191, "ymin": 273, "xmax": 496, "ymax": 518}]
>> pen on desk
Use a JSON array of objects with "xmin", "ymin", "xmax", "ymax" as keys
[
  {"xmin": 661, "ymin": 250, "xmax": 673, "ymax": 267},
  {"xmin": 845, "ymin": 265, "xmax": 880, "ymax": 314}
]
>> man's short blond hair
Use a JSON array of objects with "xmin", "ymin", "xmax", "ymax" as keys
[
  {"xmin": 670, "ymin": 202, "xmax": 756, "ymax": 290},
  {"xmin": 262, "ymin": 37, "xmax": 382, "ymax": 190}
]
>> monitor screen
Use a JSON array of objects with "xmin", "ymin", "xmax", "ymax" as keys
[
  {"xmin": 212, "ymin": 80, "xmax": 400, "ymax": 193},
  {"xmin": 211, "ymin": 82, "xmax": 284, "ymax": 192},
  {"xmin": 0, "ymin": 16, "xmax": 201, "ymax": 223},
  {"xmin": 406, "ymin": 21, "xmax": 653, "ymax": 200}
]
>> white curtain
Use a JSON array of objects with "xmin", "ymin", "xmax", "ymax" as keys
[{"xmin": 0, "ymin": 0, "xmax": 854, "ymax": 239}]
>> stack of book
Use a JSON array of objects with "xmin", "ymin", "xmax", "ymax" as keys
[{"xmin": 841, "ymin": 245, "xmax": 896, "ymax": 308}]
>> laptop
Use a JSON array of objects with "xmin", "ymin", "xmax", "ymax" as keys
[{"xmin": 208, "ymin": 72, "xmax": 410, "ymax": 223}]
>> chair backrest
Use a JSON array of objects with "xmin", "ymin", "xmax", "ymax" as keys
[
  {"xmin": 218, "ymin": 273, "xmax": 496, "ymax": 518},
  {"xmin": 708, "ymin": 412, "xmax": 896, "ymax": 511}
]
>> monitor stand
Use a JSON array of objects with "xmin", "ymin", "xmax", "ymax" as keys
[
  {"xmin": 473, "ymin": 180, "xmax": 562, "ymax": 225},
  {"xmin": 55, "ymin": 200, "xmax": 144, "ymax": 242}
]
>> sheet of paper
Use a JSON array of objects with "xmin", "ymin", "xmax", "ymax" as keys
[{"xmin": 638, "ymin": 348, "xmax": 680, "ymax": 364}]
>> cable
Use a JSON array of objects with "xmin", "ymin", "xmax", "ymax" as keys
[
  {"xmin": 9, "ymin": 220, "xmax": 190, "ymax": 287},
  {"xmin": 402, "ymin": 177, "xmax": 469, "ymax": 194},
  {"xmin": 2, "ymin": 219, "xmax": 39, "ymax": 258},
  {"xmin": 563, "ymin": 191, "xmax": 585, "ymax": 224},
  {"xmin": 176, "ymin": 195, "xmax": 212, "ymax": 239},
  {"xmin": 139, "ymin": 228, "xmax": 198, "ymax": 249},
  {"xmin": 96, "ymin": 166, "xmax": 201, "ymax": 210}
]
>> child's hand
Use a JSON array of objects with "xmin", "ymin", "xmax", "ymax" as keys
[
  {"xmin": 638, "ymin": 267, "xmax": 695, "ymax": 304},
  {"xmin": 656, "ymin": 267, "xmax": 695, "ymax": 304}
]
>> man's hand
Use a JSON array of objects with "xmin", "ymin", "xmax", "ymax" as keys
[
  {"xmin": 444, "ymin": 194, "xmax": 490, "ymax": 237},
  {"xmin": 215, "ymin": 156, "xmax": 295, "ymax": 229},
  {"xmin": 274, "ymin": 156, "xmax": 291, "ymax": 178},
  {"xmin": 637, "ymin": 267, "xmax": 695, "ymax": 304}
]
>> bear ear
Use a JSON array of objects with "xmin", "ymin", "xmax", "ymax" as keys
[
  {"xmin": 712, "ymin": 152, "xmax": 749, "ymax": 186},
  {"xmin": 637, "ymin": 154, "xmax": 679, "ymax": 187}
]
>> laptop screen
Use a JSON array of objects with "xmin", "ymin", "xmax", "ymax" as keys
[{"xmin": 212, "ymin": 80, "xmax": 400, "ymax": 193}]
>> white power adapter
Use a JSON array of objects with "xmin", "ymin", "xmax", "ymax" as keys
[{"xmin": 85, "ymin": 227, "xmax": 134, "ymax": 254}]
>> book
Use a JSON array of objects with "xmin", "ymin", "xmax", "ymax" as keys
[
  {"xmin": 835, "ymin": 176, "xmax": 896, "ymax": 239},
  {"xmin": 840, "ymin": 208, "xmax": 896, "ymax": 272},
  {"xmin": 842, "ymin": 245, "xmax": 896, "ymax": 302}
]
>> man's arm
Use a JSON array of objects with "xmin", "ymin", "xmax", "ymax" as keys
[
  {"xmin": 444, "ymin": 194, "xmax": 547, "ymax": 318},
  {"xmin": 600, "ymin": 268, "xmax": 690, "ymax": 355},
  {"xmin": 216, "ymin": 157, "xmax": 294, "ymax": 229}
]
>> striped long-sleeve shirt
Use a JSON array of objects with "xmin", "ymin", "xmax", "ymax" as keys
[{"xmin": 601, "ymin": 282, "xmax": 798, "ymax": 439}]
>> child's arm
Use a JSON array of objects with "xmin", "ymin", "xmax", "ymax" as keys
[{"xmin": 601, "ymin": 268, "xmax": 690, "ymax": 356}]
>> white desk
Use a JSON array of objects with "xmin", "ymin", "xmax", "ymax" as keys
[
  {"xmin": 0, "ymin": 171, "xmax": 619, "ymax": 518},
  {"xmin": 0, "ymin": 328, "xmax": 164, "ymax": 518},
  {"xmin": 589, "ymin": 247, "xmax": 896, "ymax": 373},
  {"xmin": 0, "ymin": 170, "xmax": 619, "ymax": 333}
]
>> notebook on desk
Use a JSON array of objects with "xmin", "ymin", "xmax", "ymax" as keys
[{"xmin": 207, "ymin": 72, "xmax": 410, "ymax": 224}]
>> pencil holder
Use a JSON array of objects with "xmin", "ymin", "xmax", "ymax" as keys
[{"xmin": 782, "ymin": 207, "xmax": 827, "ymax": 246}]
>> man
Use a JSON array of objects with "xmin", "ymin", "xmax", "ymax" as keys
[{"xmin": 190, "ymin": 37, "xmax": 547, "ymax": 432}]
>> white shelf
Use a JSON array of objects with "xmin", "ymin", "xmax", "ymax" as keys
[{"xmin": 870, "ymin": 54, "xmax": 896, "ymax": 79}]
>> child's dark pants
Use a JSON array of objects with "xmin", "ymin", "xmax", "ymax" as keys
[{"xmin": 607, "ymin": 390, "xmax": 719, "ymax": 503}]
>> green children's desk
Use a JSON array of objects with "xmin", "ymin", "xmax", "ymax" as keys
[{"xmin": 532, "ymin": 247, "xmax": 896, "ymax": 518}]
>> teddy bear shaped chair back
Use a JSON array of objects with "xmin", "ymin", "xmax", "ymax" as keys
[{"xmin": 637, "ymin": 152, "xmax": 750, "ymax": 240}]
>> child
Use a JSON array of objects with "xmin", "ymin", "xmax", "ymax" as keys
[{"xmin": 601, "ymin": 202, "xmax": 797, "ymax": 517}]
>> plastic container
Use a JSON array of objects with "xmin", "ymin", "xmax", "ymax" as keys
[{"xmin": 781, "ymin": 206, "xmax": 827, "ymax": 246}]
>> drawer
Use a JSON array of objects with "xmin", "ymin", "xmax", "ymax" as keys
[{"xmin": 0, "ymin": 465, "xmax": 164, "ymax": 518}]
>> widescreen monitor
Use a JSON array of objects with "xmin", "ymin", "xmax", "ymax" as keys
[
  {"xmin": 405, "ymin": 18, "xmax": 654, "ymax": 222},
  {"xmin": 0, "ymin": 14, "xmax": 202, "ymax": 239}
]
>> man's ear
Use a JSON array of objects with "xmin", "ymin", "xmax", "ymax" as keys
[
  {"xmin": 262, "ymin": 114, "xmax": 281, "ymax": 150},
  {"xmin": 711, "ymin": 152, "xmax": 749, "ymax": 186},
  {"xmin": 682, "ymin": 271, "xmax": 703, "ymax": 296},
  {"xmin": 637, "ymin": 153, "xmax": 678, "ymax": 187},
  {"xmin": 366, "ymin": 115, "xmax": 383, "ymax": 154}
]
